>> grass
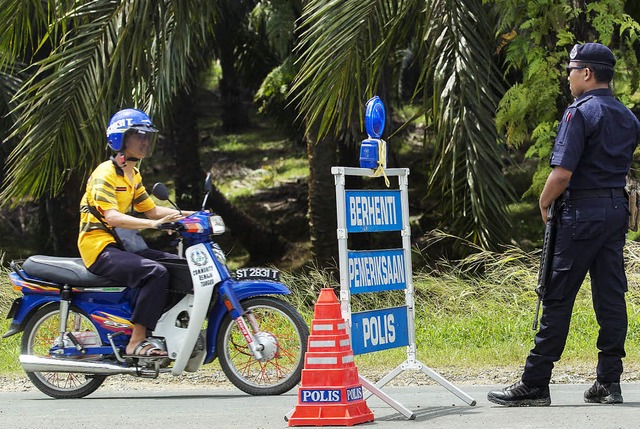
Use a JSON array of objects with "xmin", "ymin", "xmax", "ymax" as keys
[
  {"xmin": 199, "ymin": 127, "xmax": 308, "ymax": 203},
  {"xmin": 283, "ymin": 235, "xmax": 640, "ymax": 380},
  {"xmin": 4, "ymin": 238, "xmax": 640, "ymax": 383},
  {"xmin": 0, "ymin": 260, "xmax": 21, "ymax": 373}
]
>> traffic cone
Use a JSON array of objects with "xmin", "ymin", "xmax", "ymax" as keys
[{"xmin": 288, "ymin": 288, "xmax": 374, "ymax": 427}]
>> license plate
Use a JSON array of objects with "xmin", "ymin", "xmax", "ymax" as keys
[{"xmin": 235, "ymin": 268, "xmax": 280, "ymax": 282}]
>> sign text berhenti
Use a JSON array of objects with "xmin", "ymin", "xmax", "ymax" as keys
[{"xmin": 346, "ymin": 190, "xmax": 402, "ymax": 233}]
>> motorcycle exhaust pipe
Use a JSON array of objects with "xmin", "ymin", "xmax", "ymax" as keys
[{"xmin": 20, "ymin": 354, "xmax": 142, "ymax": 375}]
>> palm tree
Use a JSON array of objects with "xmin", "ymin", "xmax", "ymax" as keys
[
  {"xmin": 292, "ymin": 0, "xmax": 515, "ymax": 253},
  {"xmin": 0, "ymin": 0, "xmax": 291, "ymax": 261},
  {"xmin": 0, "ymin": 62, "xmax": 23, "ymax": 184},
  {"xmin": 0, "ymin": 1, "xmax": 219, "ymax": 201}
]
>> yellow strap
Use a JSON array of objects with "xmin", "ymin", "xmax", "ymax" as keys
[{"xmin": 371, "ymin": 139, "xmax": 390, "ymax": 187}]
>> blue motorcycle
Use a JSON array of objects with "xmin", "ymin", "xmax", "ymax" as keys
[{"xmin": 3, "ymin": 174, "xmax": 309, "ymax": 398}]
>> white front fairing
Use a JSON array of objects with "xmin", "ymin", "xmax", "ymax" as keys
[{"xmin": 153, "ymin": 243, "xmax": 220, "ymax": 375}]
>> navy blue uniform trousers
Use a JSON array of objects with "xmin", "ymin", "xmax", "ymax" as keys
[
  {"xmin": 88, "ymin": 245, "xmax": 179, "ymax": 330},
  {"xmin": 522, "ymin": 192, "xmax": 628, "ymax": 387}
]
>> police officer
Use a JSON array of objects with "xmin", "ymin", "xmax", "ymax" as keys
[{"xmin": 488, "ymin": 43, "xmax": 640, "ymax": 406}]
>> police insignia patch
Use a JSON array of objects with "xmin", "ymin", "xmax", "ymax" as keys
[{"xmin": 570, "ymin": 45, "xmax": 578, "ymax": 59}]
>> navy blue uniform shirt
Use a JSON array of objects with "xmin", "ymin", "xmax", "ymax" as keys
[{"xmin": 550, "ymin": 88, "xmax": 640, "ymax": 189}]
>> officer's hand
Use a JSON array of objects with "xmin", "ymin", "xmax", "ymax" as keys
[{"xmin": 539, "ymin": 203, "xmax": 550, "ymax": 224}]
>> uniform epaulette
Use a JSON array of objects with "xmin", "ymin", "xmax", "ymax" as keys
[{"xmin": 573, "ymin": 94, "xmax": 594, "ymax": 108}]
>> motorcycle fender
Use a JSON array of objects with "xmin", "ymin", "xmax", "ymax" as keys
[
  {"xmin": 6, "ymin": 295, "xmax": 59, "ymax": 331},
  {"xmin": 204, "ymin": 279, "xmax": 290, "ymax": 364},
  {"xmin": 1, "ymin": 298, "xmax": 23, "ymax": 338},
  {"xmin": 6, "ymin": 297, "xmax": 21, "ymax": 320},
  {"xmin": 170, "ymin": 243, "xmax": 218, "ymax": 375}
]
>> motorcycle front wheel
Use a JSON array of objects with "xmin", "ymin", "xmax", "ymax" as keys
[
  {"xmin": 216, "ymin": 296, "xmax": 309, "ymax": 395},
  {"xmin": 21, "ymin": 303, "xmax": 106, "ymax": 399}
]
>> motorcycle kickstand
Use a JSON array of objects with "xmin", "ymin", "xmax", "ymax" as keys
[{"xmin": 107, "ymin": 331, "xmax": 127, "ymax": 363}]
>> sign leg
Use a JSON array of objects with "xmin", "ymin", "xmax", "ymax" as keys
[
  {"xmin": 359, "ymin": 375, "xmax": 415, "ymax": 420},
  {"xmin": 417, "ymin": 360, "xmax": 477, "ymax": 406}
]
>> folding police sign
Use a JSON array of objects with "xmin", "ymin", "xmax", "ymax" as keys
[{"xmin": 333, "ymin": 166, "xmax": 476, "ymax": 419}]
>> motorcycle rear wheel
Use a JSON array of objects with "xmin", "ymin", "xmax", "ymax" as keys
[
  {"xmin": 21, "ymin": 303, "xmax": 107, "ymax": 399},
  {"xmin": 216, "ymin": 296, "xmax": 309, "ymax": 395}
]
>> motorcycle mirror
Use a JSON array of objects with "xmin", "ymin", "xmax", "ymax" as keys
[
  {"xmin": 152, "ymin": 182, "xmax": 182, "ymax": 214},
  {"xmin": 204, "ymin": 173, "xmax": 213, "ymax": 192},
  {"xmin": 201, "ymin": 173, "xmax": 213, "ymax": 211},
  {"xmin": 152, "ymin": 183, "xmax": 170, "ymax": 201}
]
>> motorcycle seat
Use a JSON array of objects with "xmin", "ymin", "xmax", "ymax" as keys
[{"xmin": 22, "ymin": 255, "xmax": 119, "ymax": 287}]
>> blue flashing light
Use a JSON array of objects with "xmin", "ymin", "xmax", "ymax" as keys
[{"xmin": 364, "ymin": 96, "xmax": 386, "ymax": 139}]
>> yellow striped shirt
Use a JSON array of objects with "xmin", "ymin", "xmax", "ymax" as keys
[{"xmin": 78, "ymin": 159, "xmax": 155, "ymax": 267}]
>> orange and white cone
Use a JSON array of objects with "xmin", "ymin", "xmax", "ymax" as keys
[{"xmin": 288, "ymin": 288, "xmax": 374, "ymax": 427}]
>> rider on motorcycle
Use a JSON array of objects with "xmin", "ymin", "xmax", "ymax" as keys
[{"xmin": 78, "ymin": 108, "xmax": 188, "ymax": 357}]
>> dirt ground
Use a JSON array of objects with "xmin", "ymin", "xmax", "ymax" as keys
[{"xmin": 3, "ymin": 361, "xmax": 640, "ymax": 393}]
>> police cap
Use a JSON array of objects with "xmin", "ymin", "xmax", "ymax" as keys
[{"xmin": 569, "ymin": 43, "xmax": 616, "ymax": 68}]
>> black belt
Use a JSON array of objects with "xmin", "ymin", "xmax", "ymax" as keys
[{"xmin": 565, "ymin": 188, "xmax": 625, "ymax": 200}]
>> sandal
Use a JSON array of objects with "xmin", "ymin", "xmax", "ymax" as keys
[{"xmin": 123, "ymin": 339, "xmax": 168, "ymax": 357}]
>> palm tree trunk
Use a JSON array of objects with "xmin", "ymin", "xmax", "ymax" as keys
[
  {"xmin": 214, "ymin": 4, "xmax": 251, "ymax": 132},
  {"xmin": 40, "ymin": 173, "xmax": 83, "ymax": 256},
  {"xmin": 168, "ymin": 87, "xmax": 204, "ymax": 208},
  {"xmin": 207, "ymin": 183, "xmax": 290, "ymax": 265},
  {"xmin": 306, "ymin": 134, "xmax": 338, "ymax": 266}
]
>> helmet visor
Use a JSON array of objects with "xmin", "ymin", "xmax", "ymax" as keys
[{"xmin": 124, "ymin": 126, "xmax": 158, "ymax": 158}]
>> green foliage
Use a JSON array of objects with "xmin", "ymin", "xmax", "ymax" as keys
[
  {"xmin": 255, "ymin": 58, "xmax": 297, "ymax": 106},
  {"xmin": 249, "ymin": 0, "xmax": 300, "ymax": 62},
  {"xmin": 254, "ymin": 57, "xmax": 303, "ymax": 139},
  {"xmin": 0, "ymin": 0, "xmax": 219, "ymax": 204},
  {"xmin": 522, "ymin": 121, "xmax": 556, "ymax": 197},
  {"xmin": 490, "ymin": 0, "xmax": 640, "ymax": 197},
  {"xmin": 293, "ymin": 0, "xmax": 515, "ymax": 249}
]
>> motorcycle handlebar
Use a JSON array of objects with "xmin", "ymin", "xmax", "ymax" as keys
[{"xmin": 157, "ymin": 222, "xmax": 184, "ymax": 231}]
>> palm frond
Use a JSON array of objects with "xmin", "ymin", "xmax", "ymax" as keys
[
  {"xmin": 0, "ymin": 0, "xmax": 217, "ymax": 204},
  {"xmin": 293, "ymin": 0, "xmax": 514, "ymax": 248},
  {"xmin": 421, "ymin": 0, "xmax": 515, "ymax": 248},
  {"xmin": 0, "ymin": 0, "xmax": 49, "ymax": 65},
  {"xmin": 291, "ymin": 0, "xmax": 382, "ymax": 138}
]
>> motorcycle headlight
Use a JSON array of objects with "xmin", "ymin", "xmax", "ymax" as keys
[{"xmin": 209, "ymin": 215, "xmax": 226, "ymax": 235}]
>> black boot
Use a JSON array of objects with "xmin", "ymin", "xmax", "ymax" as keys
[
  {"xmin": 584, "ymin": 381, "xmax": 623, "ymax": 404},
  {"xmin": 487, "ymin": 380, "xmax": 551, "ymax": 407}
]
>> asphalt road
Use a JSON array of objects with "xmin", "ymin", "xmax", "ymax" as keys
[{"xmin": 1, "ymin": 383, "xmax": 639, "ymax": 428}]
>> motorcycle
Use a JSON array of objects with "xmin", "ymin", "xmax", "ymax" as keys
[{"xmin": 2, "ymin": 174, "xmax": 309, "ymax": 399}]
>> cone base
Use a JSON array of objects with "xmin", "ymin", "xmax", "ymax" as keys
[{"xmin": 288, "ymin": 401, "xmax": 374, "ymax": 427}]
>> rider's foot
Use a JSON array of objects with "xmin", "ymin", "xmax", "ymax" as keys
[{"xmin": 125, "ymin": 339, "xmax": 168, "ymax": 357}]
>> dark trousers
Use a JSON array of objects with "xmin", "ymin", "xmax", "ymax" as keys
[
  {"xmin": 522, "ymin": 194, "xmax": 628, "ymax": 387},
  {"xmin": 88, "ymin": 245, "xmax": 179, "ymax": 330}
]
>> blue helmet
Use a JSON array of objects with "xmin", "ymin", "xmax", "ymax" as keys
[{"xmin": 106, "ymin": 108, "xmax": 158, "ymax": 151}]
